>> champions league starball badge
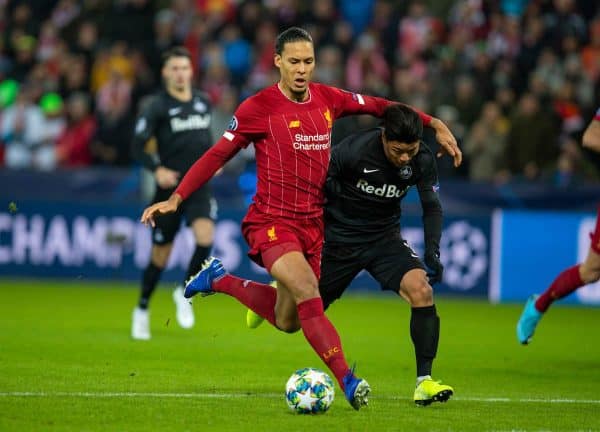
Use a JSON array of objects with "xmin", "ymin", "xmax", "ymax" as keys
[
  {"xmin": 228, "ymin": 116, "xmax": 238, "ymax": 131},
  {"xmin": 398, "ymin": 165, "xmax": 412, "ymax": 179}
]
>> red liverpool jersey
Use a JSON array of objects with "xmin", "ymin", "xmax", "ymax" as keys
[{"xmin": 176, "ymin": 82, "xmax": 431, "ymax": 219}]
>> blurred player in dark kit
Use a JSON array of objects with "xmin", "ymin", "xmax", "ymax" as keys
[{"xmin": 131, "ymin": 47, "xmax": 216, "ymax": 340}]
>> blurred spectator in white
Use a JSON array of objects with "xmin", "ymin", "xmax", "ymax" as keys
[
  {"xmin": 532, "ymin": 47, "xmax": 564, "ymax": 95},
  {"xmin": 56, "ymin": 92, "xmax": 95, "ymax": 167},
  {"xmin": 1, "ymin": 87, "xmax": 50, "ymax": 170},
  {"xmin": 464, "ymin": 101, "xmax": 509, "ymax": 182}
]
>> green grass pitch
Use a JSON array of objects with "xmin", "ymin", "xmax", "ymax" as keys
[{"xmin": 1, "ymin": 280, "xmax": 599, "ymax": 431}]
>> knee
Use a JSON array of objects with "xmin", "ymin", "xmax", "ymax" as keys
[
  {"xmin": 289, "ymin": 275, "xmax": 320, "ymax": 302},
  {"xmin": 402, "ymin": 276, "xmax": 433, "ymax": 307},
  {"xmin": 580, "ymin": 263, "xmax": 600, "ymax": 284},
  {"xmin": 276, "ymin": 318, "xmax": 301, "ymax": 333},
  {"xmin": 151, "ymin": 245, "xmax": 172, "ymax": 267}
]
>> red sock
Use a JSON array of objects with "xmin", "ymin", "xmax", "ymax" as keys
[
  {"xmin": 297, "ymin": 297, "xmax": 350, "ymax": 390},
  {"xmin": 535, "ymin": 265, "xmax": 584, "ymax": 312},
  {"xmin": 212, "ymin": 274, "xmax": 276, "ymax": 326}
]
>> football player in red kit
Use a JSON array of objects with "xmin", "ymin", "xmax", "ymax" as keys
[
  {"xmin": 141, "ymin": 27, "xmax": 460, "ymax": 409},
  {"xmin": 517, "ymin": 108, "xmax": 600, "ymax": 344}
]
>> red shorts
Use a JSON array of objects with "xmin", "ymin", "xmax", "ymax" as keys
[
  {"xmin": 591, "ymin": 205, "xmax": 600, "ymax": 254},
  {"xmin": 241, "ymin": 205, "xmax": 323, "ymax": 278}
]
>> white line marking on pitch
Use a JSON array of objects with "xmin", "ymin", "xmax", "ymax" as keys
[{"xmin": 0, "ymin": 392, "xmax": 599, "ymax": 404}]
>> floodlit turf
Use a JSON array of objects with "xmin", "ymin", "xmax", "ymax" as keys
[{"xmin": 1, "ymin": 280, "xmax": 599, "ymax": 431}]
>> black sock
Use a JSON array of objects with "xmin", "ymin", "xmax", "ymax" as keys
[
  {"xmin": 184, "ymin": 245, "xmax": 212, "ymax": 283},
  {"xmin": 410, "ymin": 305, "xmax": 440, "ymax": 377},
  {"xmin": 138, "ymin": 262, "xmax": 163, "ymax": 309}
]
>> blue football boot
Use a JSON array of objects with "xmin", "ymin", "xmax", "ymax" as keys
[
  {"xmin": 342, "ymin": 368, "xmax": 371, "ymax": 410},
  {"xmin": 184, "ymin": 257, "xmax": 226, "ymax": 299},
  {"xmin": 516, "ymin": 294, "xmax": 543, "ymax": 345}
]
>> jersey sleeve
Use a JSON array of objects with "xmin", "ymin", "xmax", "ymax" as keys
[
  {"xmin": 221, "ymin": 96, "xmax": 267, "ymax": 149},
  {"xmin": 323, "ymin": 85, "xmax": 432, "ymax": 126},
  {"xmin": 131, "ymin": 95, "xmax": 162, "ymax": 171},
  {"xmin": 416, "ymin": 148, "xmax": 443, "ymax": 255},
  {"xmin": 174, "ymin": 137, "xmax": 241, "ymax": 200},
  {"xmin": 595, "ymin": 107, "xmax": 600, "ymax": 121}
]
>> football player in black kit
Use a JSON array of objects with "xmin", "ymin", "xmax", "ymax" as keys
[
  {"xmin": 131, "ymin": 47, "xmax": 216, "ymax": 340},
  {"xmin": 247, "ymin": 103, "xmax": 454, "ymax": 405}
]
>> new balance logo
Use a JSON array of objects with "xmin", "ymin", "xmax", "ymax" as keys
[
  {"xmin": 363, "ymin": 168, "xmax": 379, "ymax": 173},
  {"xmin": 168, "ymin": 107, "xmax": 182, "ymax": 116}
]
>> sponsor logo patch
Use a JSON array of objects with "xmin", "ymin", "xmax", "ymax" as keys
[{"xmin": 288, "ymin": 120, "xmax": 301, "ymax": 128}]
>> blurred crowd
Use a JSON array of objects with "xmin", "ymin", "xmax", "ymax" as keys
[{"xmin": 0, "ymin": 0, "xmax": 599, "ymax": 186}]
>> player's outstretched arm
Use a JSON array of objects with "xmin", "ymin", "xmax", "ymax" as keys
[
  {"xmin": 326, "ymin": 86, "xmax": 462, "ymax": 167},
  {"xmin": 141, "ymin": 193, "xmax": 182, "ymax": 227}
]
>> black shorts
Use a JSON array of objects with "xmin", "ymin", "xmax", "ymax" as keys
[
  {"xmin": 319, "ymin": 237, "xmax": 424, "ymax": 308},
  {"xmin": 151, "ymin": 186, "xmax": 217, "ymax": 245}
]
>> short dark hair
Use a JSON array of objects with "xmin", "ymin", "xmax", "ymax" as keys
[
  {"xmin": 161, "ymin": 46, "xmax": 191, "ymax": 68},
  {"xmin": 383, "ymin": 104, "xmax": 423, "ymax": 143},
  {"xmin": 275, "ymin": 27, "xmax": 313, "ymax": 55}
]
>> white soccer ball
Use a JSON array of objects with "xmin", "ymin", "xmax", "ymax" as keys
[{"xmin": 285, "ymin": 367, "xmax": 335, "ymax": 414}]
